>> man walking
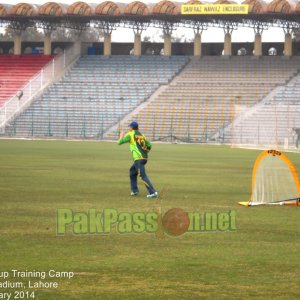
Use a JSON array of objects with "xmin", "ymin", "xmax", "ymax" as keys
[
  {"xmin": 293, "ymin": 128, "xmax": 300, "ymax": 149},
  {"xmin": 118, "ymin": 121, "xmax": 158, "ymax": 198}
]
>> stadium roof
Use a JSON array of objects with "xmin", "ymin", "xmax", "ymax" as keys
[
  {"xmin": 0, "ymin": 1, "xmax": 299, "ymax": 26},
  {"xmin": 0, "ymin": 0, "xmax": 300, "ymax": 15}
]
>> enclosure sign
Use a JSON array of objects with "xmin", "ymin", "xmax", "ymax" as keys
[{"xmin": 181, "ymin": 4, "xmax": 249, "ymax": 15}]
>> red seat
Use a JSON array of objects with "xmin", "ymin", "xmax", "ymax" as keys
[{"xmin": 0, "ymin": 55, "xmax": 54, "ymax": 107}]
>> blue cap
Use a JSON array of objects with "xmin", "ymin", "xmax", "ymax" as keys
[{"xmin": 129, "ymin": 121, "xmax": 139, "ymax": 129}]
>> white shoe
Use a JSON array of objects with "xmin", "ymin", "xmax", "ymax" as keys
[
  {"xmin": 131, "ymin": 191, "xmax": 138, "ymax": 196},
  {"xmin": 146, "ymin": 192, "xmax": 158, "ymax": 199}
]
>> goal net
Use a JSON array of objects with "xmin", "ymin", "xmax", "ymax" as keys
[{"xmin": 239, "ymin": 150, "xmax": 300, "ymax": 206}]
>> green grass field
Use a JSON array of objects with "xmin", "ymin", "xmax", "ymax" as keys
[{"xmin": 0, "ymin": 139, "xmax": 299, "ymax": 300}]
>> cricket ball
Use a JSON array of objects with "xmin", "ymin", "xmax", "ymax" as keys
[{"xmin": 162, "ymin": 208, "xmax": 190, "ymax": 236}]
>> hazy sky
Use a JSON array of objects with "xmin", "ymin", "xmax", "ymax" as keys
[{"xmin": 2, "ymin": 0, "xmax": 284, "ymax": 43}]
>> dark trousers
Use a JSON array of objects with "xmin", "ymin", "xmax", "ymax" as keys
[
  {"xmin": 296, "ymin": 135, "xmax": 299, "ymax": 148},
  {"xmin": 130, "ymin": 159, "xmax": 156, "ymax": 194}
]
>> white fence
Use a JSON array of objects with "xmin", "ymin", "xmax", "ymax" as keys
[{"xmin": 0, "ymin": 45, "xmax": 80, "ymax": 132}]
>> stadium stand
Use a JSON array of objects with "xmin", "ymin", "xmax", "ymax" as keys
[
  {"xmin": 0, "ymin": 55, "xmax": 53, "ymax": 107},
  {"xmin": 4, "ymin": 55, "xmax": 189, "ymax": 138},
  {"xmin": 120, "ymin": 56, "xmax": 300, "ymax": 142},
  {"xmin": 228, "ymin": 72, "xmax": 300, "ymax": 146}
]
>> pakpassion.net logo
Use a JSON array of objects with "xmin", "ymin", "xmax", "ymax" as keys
[{"xmin": 56, "ymin": 208, "xmax": 236, "ymax": 237}]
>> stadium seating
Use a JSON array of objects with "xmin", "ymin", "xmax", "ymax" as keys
[
  {"xmin": 5, "ymin": 56, "xmax": 189, "ymax": 138},
  {"xmin": 228, "ymin": 73, "xmax": 300, "ymax": 146},
  {"xmin": 120, "ymin": 56, "xmax": 300, "ymax": 142},
  {"xmin": 0, "ymin": 55, "xmax": 53, "ymax": 107}
]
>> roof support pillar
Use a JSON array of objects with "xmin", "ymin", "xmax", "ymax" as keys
[
  {"xmin": 98, "ymin": 23, "xmax": 114, "ymax": 57},
  {"xmin": 13, "ymin": 30, "xmax": 22, "ymax": 56},
  {"xmin": 284, "ymin": 28, "xmax": 292, "ymax": 57},
  {"xmin": 163, "ymin": 24, "xmax": 174, "ymax": 57},
  {"xmin": 127, "ymin": 21, "xmax": 149, "ymax": 57},
  {"xmin": 193, "ymin": 24, "xmax": 207, "ymax": 57},
  {"xmin": 222, "ymin": 23, "xmax": 235, "ymax": 57},
  {"xmin": 72, "ymin": 29, "xmax": 86, "ymax": 56},
  {"xmin": 254, "ymin": 33, "xmax": 262, "ymax": 57},
  {"xmin": 134, "ymin": 33, "xmax": 141, "ymax": 56},
  {"xmin": 194, "ymin": 32, "xmax": 201, "ymax": 57},
  {"xmin": 253, "ymin": 25, "xmax": 263, "ymax": 57},
  {"xmin": 104, "ymin": 32, "xmax": 111, "ymax": 56},
  {"xmin": 133, "ymin": 24, "xmax": 146, "ymax": 57},
  {"xmin": 223, "ymin": 31, "xmax": 232, "ymax": 57},
  {"xmin": 44, "ymin": 30, "xmax": 52, "ymax": 55},
  {"xmin": 164, "ymin": 32, "xmax": 172, "ymax": 56}
]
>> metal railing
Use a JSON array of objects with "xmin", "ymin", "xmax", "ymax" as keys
[{"xmin": 0, "ymin": 45, "xmax": 81, "ymax": 132}]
